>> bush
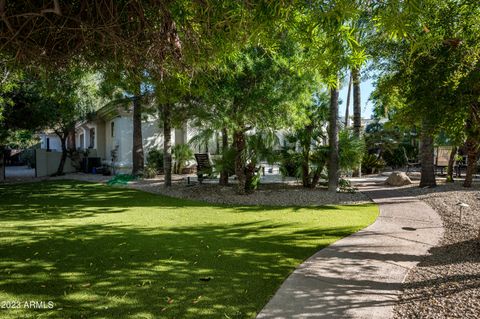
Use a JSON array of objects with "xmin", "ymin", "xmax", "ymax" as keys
[
  {"xmin": 172, "ymin": 144, "xmax": 194, "ymax": 174},
  {"xmin": 382, "ymin": 145, "xmax": 407, "ymax": 168},
  {"xmin": 362, "ymin": 153, "xmax": 385, "ymax": 174},
  {"xmin": 279, "ymin": 149, "xmax": 302, "ymax": 178},
  {"xmin": 213, "ymin": 148, "xmax": 236, "ymax": 176},
  {"xmin": 146, "ymin": 149, "xmax": 164, "ymax": 173},
  {"xmin": 339, "ymin": 130, "xmax": 365, "ymax": 172},
  {"xmin": 337, "ymin": 178, "xmax": 357, "ymax": 193},
  {"xmin": 143, "ymin": 163, "xmax": 158, "ymax": 179}
]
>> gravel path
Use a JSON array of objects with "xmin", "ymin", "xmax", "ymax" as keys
[
  {"xmin": 393, "ymin": 182, "xmax": 480, "ymax": 319},
  {"xmin": 127, "ymin": 179, "xmax": 370, "ymax": 206}
]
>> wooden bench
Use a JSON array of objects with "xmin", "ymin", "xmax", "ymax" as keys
[{"xmin": 194, "ymin": 153, "xmax": 214, "ymax": 183}]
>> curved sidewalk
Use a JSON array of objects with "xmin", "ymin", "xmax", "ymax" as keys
[{"xmin": 257, "ymin": 184, "xmax": 444, "ymax": 319}]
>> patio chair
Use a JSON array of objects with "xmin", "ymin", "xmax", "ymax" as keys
[
  {"xmin": 404, "ymin": 148, "xmax": 420, "ymax": 173},
  {"xmin": 194, "ymin": 153, "xmax": 215, "ymax": 183},
  {"xmin": 435, "ymin": 146, "xmax": 452, "ymax": 175}
]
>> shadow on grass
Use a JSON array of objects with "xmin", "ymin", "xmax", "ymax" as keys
[
  {"xmin": 0, "ymin": 180, "xmax": 372, "ymax": 221},
  {"xmin": 0, "ymin": 180, "xmax": 375, "ymax": 319}
]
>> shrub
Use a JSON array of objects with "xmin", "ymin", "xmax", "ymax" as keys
[
  {"xmin": 279, "ymin": 149, "xmax": 302, "ymax": 178},
  {"xmin": 143, "ymin": 163, "xmax": 158, "ymax": 179},
  {"xmin": 362, "ymin": 153, "xmax": 385, "ymax": 174},
  {"xmin": 337, "ymin": 178, "xmax": 357, "ymax": 193},
  {"xmin": 172, "ymin": 144, "xmax": 194, "ymax": 174},
  {"xmin": 339, "ymin": 130, "xmax": 365, "ymax": 172},
  {"xmin": 213, "ymin": 148, "xmax": 236, "ymax": 176},
  {"xmin": 146, "ymin": 149, "xmax": 164, "ymax": 173}
]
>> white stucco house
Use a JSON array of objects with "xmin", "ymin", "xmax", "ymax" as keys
[
  {"xmin": 79, "ymin": 101, "xmax": 196, "ymax": 173},
  {"xmin": 38, "ymin": 100, "xmax": 195, "ymax": 174},
  {"xmin": 38, "ymin": 132, "xmax": 62, "ymax": 152}
]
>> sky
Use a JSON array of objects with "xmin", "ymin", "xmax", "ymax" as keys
[{"xmin": 338, "ymin": 75, "xmax": 375, "ymax": 120}]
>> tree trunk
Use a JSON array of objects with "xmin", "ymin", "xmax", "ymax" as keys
[
  {"xmin": 419, "ymin": 120, "xmax": 436, "ymax": 187},
  {"xmin": 302, "ymin": 125, "xmax": 313, "ymax": 188},
  {"xmin": 344, "ymin": 73, "xmax": 352, "ymax": 128},
  {"xmin": 163, "ymin": 104, "xmax": 172, "ymax": 187},
  {"xmin": 463, "ymin": 139, "xmax": 478, "ymax": 188},
  {"xmin": 352, "ymin": 67, "xmax": 362, "ymax": 177},
  {"xmin": 301, "ymin": 152, "xmax": 310, "ymax": 187},
  {"xmin": 132, "ymin": 95, "xmax": 144, "ymax": 176},
  {"xmin": 233, "ymin": 129, "xmax": 246, "ymax": 194},
  {"xmin": 219, "ymin": 127, "xmax": 229, "ymax": 186},
  {"xmin": 446, "ymin": 145, "xmax": 457, "ymax": 183},
  {"xmin": 67, "ymin": 127, "xmax": 76, "ymax": 150},
  {"xmin": 56, "ymin": 135, "xmax": 67, "ymax": 176},
  {"xmin": 463, "ymin": 105, "xmax": 480, "ymax": 187},
  {"xmin": 0, "ymin": 145, "xmax": 5, "ymax": 181},
  {"xmin": 328, "ymin": 85, "xmax": 340, "ymax": 192}
]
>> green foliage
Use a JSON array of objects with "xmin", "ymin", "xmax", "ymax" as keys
[
  {"xmin": 146, "ymin": 149, "xmax": 164, "ymax": 173},
  {"xmin": 143, "ymin": 163, "xmax": 158, "ymax": 179},
  {"xmin": 364, "ymin": 121, "xmax": 418, "ymax": 168},
  {"xmin": 338, "ymin": 178, "xmax": 357, "ymax": 193},
  {"xmin": 338, "ymin": 129, "xmax": 365, "ymax": 172},
  {"xmin": 213, "ymin": 148, "xmax": 236, "ymax": 177},
  {"xmin": 172, "ymin": 144, "xmax": 194, "ymax": 174},
  {"xmin": 5, "ymin": 130, "xmax": 39, "ymax": 149},
  {"xmin": 279, "ymin": 149, "xmax": 302, "ymax": 178},
  {"xmin": 362, "ymin": 153, "xmax": 386, "ymax": 174}
]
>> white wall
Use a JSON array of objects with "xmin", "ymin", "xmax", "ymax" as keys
[
  {"xmin": 35, "ymin": 149, "xmax": 75, "ymax": 177},
  {"xmin": 39, "ymin": 134, "xmax": 62, "ymax": 152},
  {"xmin": 106, "ymin": 115, "xmax": 167, "ymax": 173}
]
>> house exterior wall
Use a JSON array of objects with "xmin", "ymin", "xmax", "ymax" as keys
[
  {"xmin": 96, "ymin": 121, "xmax": 106, "ymax": 159},
  {"xmin": 39, "ymin": 133, "xmax": 62, "ymax": 152}
]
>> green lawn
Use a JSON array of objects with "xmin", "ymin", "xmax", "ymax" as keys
[{"xmin": 0, "ymin": 180, "xmax": 378, "ymax": 319}]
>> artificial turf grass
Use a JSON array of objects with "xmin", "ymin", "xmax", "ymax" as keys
[{"xmin": 0, "ymin": 180, "xmax": 378, "ymax": 319}]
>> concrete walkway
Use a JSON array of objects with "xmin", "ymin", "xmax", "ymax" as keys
[{"xmin": 257, "ymin": 183, "xmax": 444, "ymax": 319}]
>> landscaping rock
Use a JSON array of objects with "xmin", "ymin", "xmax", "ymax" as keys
[{"xmin": 385, "ymin": 172, "xmax": 412, "ymax": 186}]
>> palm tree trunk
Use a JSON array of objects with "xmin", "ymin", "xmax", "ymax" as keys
[
  {"xmin": 302, "ymin": 125, "xmax": 313, "ymax": 188},
  {"xmin": 419, "ymin": 120, "xmax": 436, "ymax": 187},
  {"xmin": 344, "ymin": 73, "xmax": 352, "ymax": 128},
  {"xmin": 352, "ymin": 67, "xmax": 362, "ymax": 177},
  {"xmin": 446, "ymin": 146, "xmax": 457, "ymax": 183},
  {"xmin": 233, "ymin": 129, "xmax": 246, "ymax": 194},
  {"xmin": 162, "ymin": 103, "xmax": 172, "ymax": 187},
  {"xmin": 219, "ymin": 127, "xmax": 229, "ymax": 186},
  {"xmin": 328, "ymin": 85, "xmax": 339, "ymax": 192},
  {"xmin": 132, "ymin": 95, "xmax": 144, "ymax": 176}
]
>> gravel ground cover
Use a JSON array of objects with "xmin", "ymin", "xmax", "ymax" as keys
[
  {"xmin": 127, "ymin": 179, "xmax": 371, "ymax": 206},
  {"xmin": 393, "ymin": 182, "xmax": 480, "ymax": 319}
]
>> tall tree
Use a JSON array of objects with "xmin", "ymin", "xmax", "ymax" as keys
[
  {"xmin": 196, "ymin": 44, "xmax": 315, "ymax": 194},
  {"xmin": 41, "ymin": 69, "xmax": 100, "ymax": 175},
  {"xmin": 344, "ymin": 74, "xmax": 352, "ymax": 127},
  {"xmin": 328, "ymin": 85, "xmax": 340, "ymax": 191}
]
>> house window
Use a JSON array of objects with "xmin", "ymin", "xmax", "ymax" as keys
[
  {"xmin": 111, "ymin": 121, "xmax": 115, "ymax": 137},
  {"xmin": 89, "ymin": 128, "xmax": 95, "ymax": 148},
  {"xmin": 46, "ymin": 138, "xmax": 50, "ymax": 151},
  {"xmin": 80, "ymin": 134, "xmax": 84, "ymax": 149}
]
